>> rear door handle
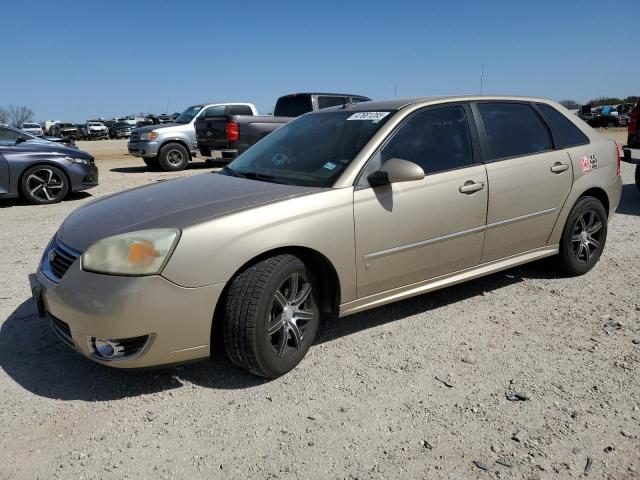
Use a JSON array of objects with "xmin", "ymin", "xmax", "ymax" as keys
[
  {"xmin": 551, "ymin": 162, "xmax": 569, "ymax": 173},
  {"xmin": 459, "ymin": 181, "xmax": 485, "ymax": 194}
]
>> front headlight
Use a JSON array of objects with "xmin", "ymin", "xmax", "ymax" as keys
[
  {"xmin": 140, "ymin": 131, "xmax": 158, "ymax": 141},
  {"xmin": 64, "ymin": 156, "xmax": 92, "ymax": 166},
  {"xmin": 81, "ymin": 229, "xmax": 180, "ymax": 276}
]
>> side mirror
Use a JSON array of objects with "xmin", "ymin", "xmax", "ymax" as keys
[
  {"xmin": 15, "ymin": 137, "xmax": 27, "ymax": 145},
  {"xmin": 367, "ymin": 158, "xmax": 425, "ymax": 187}
]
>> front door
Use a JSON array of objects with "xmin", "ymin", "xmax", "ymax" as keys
[{"xmin": 354, "ymin": 104, "xmax": 488, "ymax": 298}]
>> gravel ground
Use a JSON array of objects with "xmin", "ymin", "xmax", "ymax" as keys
[{"xmin": 0, "ymin": 134, "xmax": 638, "ymax": 480}]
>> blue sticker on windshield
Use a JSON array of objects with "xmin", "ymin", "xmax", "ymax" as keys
[{"xmin": 323, "ymin": 162, "xmax": 337, "ymax": 171}]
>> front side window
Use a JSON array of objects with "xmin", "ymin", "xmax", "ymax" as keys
[
  {"xmin": 0, "ymin": 126, "xmax": 21, "ymax": 142},
  {"xmin": 536, "ymin": 103, "xmax": 589, "ymax": 149},
  {"xmin": 202, "ymin": 105, "xmax": 225, "ymax": 117},
  {"xmin": 227, "ymin": 110, "xmax": 394, "ymax": 187},
  {"xmin": 477, "ymin": 102, "xmax": 551, "ymax": 160},
  {"xmin": 380, "ymin": 105, "xmax": 473, "ymax": 175}
]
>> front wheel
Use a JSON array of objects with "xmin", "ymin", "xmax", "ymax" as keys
[
  {"xmin": 558, "ymin": 196, "xmax": 608, "ymax": 276},
  {"xmin": 143, "ymin": 158, "xmax": 160, "ymax": 170},
  {"xmin": 158, "ymin": 143, "xmax": 189, "ymax": 171},
  {"xmin": 223, "ymin": 255, "xmax": 320, "ymax": 378},
  {"xmin": 21, "ymin": 165, "xmax": 69, "ymax": 204}
]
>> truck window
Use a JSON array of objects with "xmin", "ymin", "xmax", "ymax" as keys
[
  {"xmin": 202, "ymin": 106, "xmax": 225, "ymax": 117},
  {"xmin": 317, "ymin": 96, "xmax": 348, "ymax": 109},
  {"xmin": 225, "ymin": 105, "xmax": 254, "ymax": 116},
  {"xmin": 273, "ymin": 95, "xmax": 313, "ymax": 117}
]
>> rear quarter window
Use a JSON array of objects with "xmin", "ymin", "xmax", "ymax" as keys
[
  {"xmin": 477, "ymin": 102, "xmax": 551, "ymax": 160},
  {"xmin": 536, "ymin": 103, "xmax": 589, "ymax": 149},
  {"xmin": 273, "ymin": 96, "xmax": 313, "ymax": 117}
]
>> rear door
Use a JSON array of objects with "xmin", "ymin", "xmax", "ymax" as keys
[
  {"xmin": 0, "ymin": 146, "xmax": 10, "ymax": 194},
  {"xmin": 473, "ymin": 101, "xmax": 573, "ymax": 262}
]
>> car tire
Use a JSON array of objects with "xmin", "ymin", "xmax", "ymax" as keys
[
  {"xmin": 158, "ymin": 143, "xmax": 189, "ymax": 171},
  {"xmin": 223, "ymin": 254, "xmax": 320, "ymax": 378},
  {"xmin": 143, "ymin": 158, "xmax": 160, "ymax": 170},
  {"xmin": 558, "ymin": 196, "xmax": 608, "ymax": 276},
  {"xmin": 635, "ymin": 163, "xmax": 640, "ymax": 192},
  {"xmin": 20, "ymin": 165, "xmax": 69, "ymax": 205}
]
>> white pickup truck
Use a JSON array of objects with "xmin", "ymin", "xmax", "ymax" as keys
[{"xmin": 127, "ymin": 102, "xmax": 257, "ymax": 171}]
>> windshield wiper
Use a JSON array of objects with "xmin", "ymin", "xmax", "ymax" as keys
[{"xmin": 221, "ymin": 166, "xmax": 246, "ymax": 178}]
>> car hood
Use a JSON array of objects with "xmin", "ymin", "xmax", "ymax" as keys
[
  {"xmin": 16, "ymin": 140, "xmax": 88, "ymax": 157},
  {"xmin": 57, "ymin": 173, "xmax": 320, "ymax": 251},
  {"xmin": 133, "ymin": 123, "xmax": 182, "ymax": 134}
]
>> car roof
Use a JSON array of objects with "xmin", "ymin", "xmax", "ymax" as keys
[
  {"xmin": 279, "ymin": 93, "xmax": 370, "ymax": 98},
  {"xmin": 344, "ymin": 95, "xmax": 559, "ymax": 111}
]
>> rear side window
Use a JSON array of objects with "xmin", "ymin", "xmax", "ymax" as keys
[
  {"xmin": 536, "ymin": 103, "xmax": 589, "ymax": 148},
  {"xmin": 477, "ymin": 102, "xmax": 551, "ymax": 160},
  {"xmin": 274, "ymin": 95, "xmax": 313, "ymax": 117},
  {"xmin": 225, "ymin": 105, "xmax": 254, "ymax": 115},
  {"xmin": 202, "ymin": 106, "xmax": 225, "ymax": 117},
  {"xmin": 317, "ymin": 96, "xmax": 347, "ymax": 109},
  {"xmin": 381, "ymin": 105, "xmax": 473, "ymax": 175}
]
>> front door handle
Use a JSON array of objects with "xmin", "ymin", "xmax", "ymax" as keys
[
  {"xmin": 551, "ymin": 162, "xmax": 569, "ymax": 173},
  {"xmin": 459, "ymin": 181, "xmax": 485, "ymax": 194}
]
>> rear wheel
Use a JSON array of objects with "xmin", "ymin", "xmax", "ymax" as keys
[
  {"xmin": 158, "ymin": 143, "xmax": 189, "ymax": 171},
  {"xmin": 21, "ymin": 165, "xmax": 69, "ymax": 205},
  {"xmin": 223, "ymin": 255, "xmax": 320, "ymax": 378},
  {"xmin": 558, "ymin": 196, "xmax": 607, "ymax": 275}
]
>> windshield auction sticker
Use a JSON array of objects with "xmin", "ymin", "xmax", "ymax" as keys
[{"xmin": 346, "ymin": 112, "xmax": 390, "ymax": 123}]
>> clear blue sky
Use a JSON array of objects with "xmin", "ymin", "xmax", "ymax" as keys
[{"xmin": 2, "ymin": 0, "xmax": 638, "ymax": 122}]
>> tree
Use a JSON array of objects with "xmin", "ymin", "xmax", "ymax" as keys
[
  {"xmin": 559, "ymin": 99, "xmax": 580, "ymax": 109},
  {"xmin": 7, "ymin": 105, "xmax": 35, "ymax": 128},
  {"xmin": 0, "ymin": 106, "xmax": 9, "ymax": 125}
]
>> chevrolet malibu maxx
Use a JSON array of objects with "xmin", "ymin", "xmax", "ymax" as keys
[{"xmin": 30, "ymin": 96, "xmax": 622, "ymax": 378}]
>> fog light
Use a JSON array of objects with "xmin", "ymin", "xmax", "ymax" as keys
[{"xmin": 88, "ymin": 337, "xmax": 125, "ymax": 359}]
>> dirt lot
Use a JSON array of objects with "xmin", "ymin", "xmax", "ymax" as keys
[{"xmin": 0, "ymin": 133, "xmax": 638, "ymax": 480}]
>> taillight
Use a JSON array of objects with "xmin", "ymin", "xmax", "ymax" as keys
[
  {"xmin": 226, "ymin": 121, "xmax": 239, "ymax": 142},
  {"xmin": 614, "ymin": 141, "xmax": 621, "ymax": 176}
]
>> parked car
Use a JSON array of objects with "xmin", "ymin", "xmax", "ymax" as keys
[
  {"xmin": 585, "ymin": 114, "xmax": 621, "ymax": 128},
  {"xmin": 51, "ymin": 123, "xmax": 79, "ymax": 139},
  {"xmin": 0, "ymin": 128, "xmax": 97, "ymax": 204},
  {"xmin": 21, "ymin": 122, "xmax": 44, "ymax": 136},
  {"xmin": 127, "ymin": 103, "xmax": 258, "ymax": 171},
  {"xmin": 196, "ymin": 93, "xmax": 371, "ymax": 161},
  {"xmin": 113, "ymin": 121, "xmax": 136, "ymax": 138},
  {"xmin": 85, "ymin": 121, "xmax": 109, "ymax": 140},
  {"xmin": 0, "ymin": 125, "xmax": 76, "ymax": 148},
  {"xmin": 29, "ymin": 96, "xmax": 621, "ymax": 377},
  {"xmin": 43, "ymin": 120, "xmax": 62, "ymax": 135}
]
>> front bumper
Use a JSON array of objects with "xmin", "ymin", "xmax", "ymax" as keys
[
  {"xmin": 67, "ymin": 162, "xmax": 99, "ymax": 191},
  {"xmin": 127, "ymin": 140, "xmax": 159, "ymax": 158},
  {"xmin": 31, "ymin": 260, "xmax": 224, "ymax": 369}
]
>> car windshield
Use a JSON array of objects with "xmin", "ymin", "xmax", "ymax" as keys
[
  {"xmin": 88, "ymin": 122, "xmax": 102, "ymax": 126},
  {"xmin": 23, "ymin": 123, "xmax": 39, "ymax": 128},
  {"xmin": 174, "ymin": 106, "xmax": 203, "ymax": 124},
  {"xmin": 225, "ymin": 110, "xmax": 394, "ymax": 187}
]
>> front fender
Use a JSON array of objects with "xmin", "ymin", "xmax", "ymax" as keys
[{"xmin": 162, "ymin": 188, "xmax": 357, "ymax": 304}]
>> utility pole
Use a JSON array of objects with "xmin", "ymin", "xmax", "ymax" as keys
[
  {"xmin": 394, "ymin": 85, "xmax": 398, "ymax": 97},
  {"xmin": 480, "ymin": 64, "xmax": 484, "ymax": 94}
]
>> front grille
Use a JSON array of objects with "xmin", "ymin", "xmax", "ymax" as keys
[
  {"xmin": 50, "ymin": 315, "xmax": 74, "ymax": 347},
  {"xmin": 42, "ymin": 238, "xmax": 81, "ymax": 282},
  {"xmin": 130, "ymin": 132, "xmax": 140, "ymax": 142}
]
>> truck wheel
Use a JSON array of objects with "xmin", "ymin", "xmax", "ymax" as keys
[
  {"xmin": 143, "ymin": 158, "xmax": 160, "ymax": 170},
  {"xmin": 21, "ymin": 165, "xmax": 69, "ymax": 205},
  {"xmin": 558, "ymin": 196, "xmax": 607, "ymax": 276},
  {"xmin": 635, "ymin": 163, "xmax": 640, "ymax": 192},
  {"xmin": 158, "ymin": 143, "xmax": 189, "ymax": 171},
  {"xmin": 223, "ymin": 254, "xmax": 320, "ymax": 378}
]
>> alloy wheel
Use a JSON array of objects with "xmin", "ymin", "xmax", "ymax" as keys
[
  {"xmin": 267, "ymin": 273, "xmax": 316, "ymax": 358},
  {"xmin": 26, "ymin": 168, "xmax": 65, "ymax": 202},
  {"xmin": 166, "ymin": 149, "xmax": 185, "ymax": 167},
  {"xmin": 571, "ymin": 209, "xmax": 602, "ymax": 263}
]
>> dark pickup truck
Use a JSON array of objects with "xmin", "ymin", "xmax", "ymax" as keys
[{"xmin": 196, "ymin": 92, "xmax": 370, "ymax": 160}]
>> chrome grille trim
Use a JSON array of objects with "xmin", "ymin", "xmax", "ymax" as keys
[{"xmin": 42, "ymin": 238, "xmax": 82, "ymax": 283}]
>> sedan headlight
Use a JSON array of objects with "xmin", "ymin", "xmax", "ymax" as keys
[
  {"xmin": 64, "ymin": 156, "xmax": 92, "ymax": 166},
  {"xmin": 140, "ymin": 131, "xmax": 159, "ymax": 141},
  {"xmin": 81, "ymin": 229, "xmax": 180, "ymax": 276}
]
